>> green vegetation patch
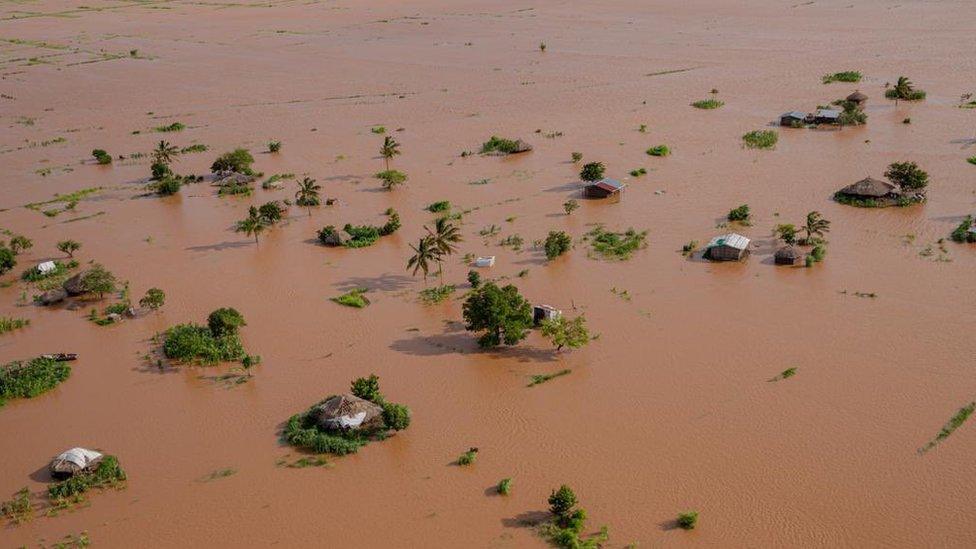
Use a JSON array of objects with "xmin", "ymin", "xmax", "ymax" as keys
[
  {"xmin": 0, "ymin": 317, "xmax": 29, "ymax": 335},
  {"xmin": 768, "ymin": 367, "xmax": 797, "ymax": 382},
  {"xmin": 48, "ymin": 455, "xmax": 126, "ymax": 502},
  {"xmin": 584, "ymin": 226, "xmax": 648, "ymax": 260},
  {"xmin": 646, "ymin": 144, "xmax": 670, "ymax": 156},
  {"xmin": 331, "ymin": 288, "xmax": 370, "ymax": 308},
  {"xmin": 24, "ymin": 187, "xmax": 102, "ymax": 216},
  {"xmin": 822, "ymin": 71, "xmax": 862, "ymax": 84},
  {"xmin": 691, "ymin": 98, "xmax": 724, "ymax": 109},
  {"xmin": 457, "ymin": 448, "xmax": 478, "ymax": 466},
  {"xmin": 419, "ymin": 284, "xmax": 456, "ymax": 305},
  {"xmin": 480, "ymin": 136, "xmax": 520, "ymax": 154},
  {"xmin": 426, "ymin": 200, "xmax": 451, "ymax": 213},
  {"xmin": 0, "ymin": 357, "xmax": 71, "ymax": 406},
  {"xmin": 155, "ymin": 122, "xmax": 186, "ymax": 132},
  {"xmin": 920, "ymin": 402, "xmax": 976, "ymax": 454},
  {"xmin": 950, "ymin": 216, "xmax": 976, "ymax": 243},
  {"xmin": 528, "ymin": 369, "xmax": 571, "ymax": 387},
  {"xmin": 742, "ymin": 130, "xmax": 778, "ymax": 149}
]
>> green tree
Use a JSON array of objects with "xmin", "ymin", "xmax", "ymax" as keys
[
  {"xmin": 548, "ymin": 485, "xmax": 578, "ymax": 521},
  {"xmin": 462, "ymin": 282, "xmax": 533, "ymax": 348},
  {"xmin": 884, "ymin": 161, "xmax": 929, "ymax": 191},
  {"xmin": 211, "ymin": 148, "xmax": 255, "ymax": 175},
  {"xmin": 579, "ymin": 162, "xmax": 605, "ymax": 182},
  {"xmin": 380, "ymin": 135, "xmax": 401, "ymax": 171},
  {"xmin": 258, "ymin": 201, "xmax": 284, "ymax": 224},
  {"xmin": 9, "ymin": 235, "xmax": 32, "ymax": 255},
  {"xmin": 152, "ymin": 140, "xmax": 178, "ymax": 165},
  {"xmin": 544, "ymin": 231, "xmax": 572, "ymax": 260},
  {"xmin": 56, "ymin": 240, "xmax": 81, "ymax": 258},
  {"xmin": 892, "ymin": 76, "xmax": 913, "ymax": 104},
  {"xmin": 81, "ymin": 264, "xmax": 117, "ymax": 299},
  {"xmin": 375, "ymin": 169, "xmax": 407, "ymax": 190},
  {"xmin": 541, "ymin": 316, "xmax": 589, "ymax": 351},
  {"xmin": 351, "ymin": 374, "xmax": 382, "ymax": 402},
  {"xmin": 295, "ymin": 177, "xmax": 321, "ymax": 216},
  {"xmin": 774, "ymin": 224, "xmax": 798, "ymax": 246},
  {"xmin": 467, "ymin": 270, "xmax": 481, "ymax": 288},
  {"xmin": 0, "ymin": 247, "xmax": 15, "ymax": 275},
  {"xmin": 425, "ymin": 218, "xmax": 462, "ymax": 282},
  {"xmin": 139, "ymin": 288, "xmax": 166, "ymax": 310},
  {"xmin": 803, "ymin": 211, "xmax": 831, "ymax": 243},
  {"xmin": 406, "ymin": 236, "xmax": 439, "ymax": 285},
  {"xmin": 382, "ymin": 402, "xmax": 411, "ymax": 431},
  {"xmin": 236, "ymin": 207, "xmax": 267, "ymax": 246},
  {"xmin": 563, "ymin": 200, "xmax": 579, "ymax": 215},
  {"xmin": 207, "ymin": 307, "xmax": 246, "ymax": 337}
]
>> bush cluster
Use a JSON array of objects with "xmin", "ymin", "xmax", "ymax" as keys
[
  {"xmin": 48, "ymin": 455, "xmax": 126, "ymax": 501},
  {"xmin": 162, "ymin": 308, "xmax": 247, "ymax": 365},
  {"xmin": 0, "ymin": 357, "xmax": 71, "ymax": 406}
]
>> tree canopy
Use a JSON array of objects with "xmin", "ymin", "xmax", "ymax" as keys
[{"xmin": 462, "ymin": 282, "xmax": 533, "ymax": 348}]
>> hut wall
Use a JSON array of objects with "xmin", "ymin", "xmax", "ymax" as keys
[{"xmin": 708, "ymin": 246, "xmax": 745, "ymax": 261}]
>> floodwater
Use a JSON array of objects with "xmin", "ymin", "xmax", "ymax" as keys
[{"xmin": 1, "ymin": 0, "xmax": 975, "ymax": 546}]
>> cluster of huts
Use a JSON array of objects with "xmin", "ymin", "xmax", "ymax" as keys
[
  {"xmin": 780, "ymin": 91, "xmax": 867, "ymax": 126},
  {"xmin": 700, "ymin": 233, "xmax": 806, "ymax": 266}
]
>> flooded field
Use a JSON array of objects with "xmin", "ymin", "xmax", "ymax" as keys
[{"xmin": 1, "ymin": 0, "xmax": 975, "ymax": 547}]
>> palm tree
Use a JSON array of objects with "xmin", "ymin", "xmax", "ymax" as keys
[
  {"xmin": 425, "ymin": 218, "xmax": 462, "ymax": 283},
  {"xmin": 152, "ymin": 140, "xmax": 179, "ymax": 165},
  {"xmin": 236, "ymin": 207, "xmax": 267, "ymax": 246},
  {"xmin": 406, "ymin": 236, "xmax": 438, "ymax": 285},
  {"xmin": 295, "ymin": 177, "xmax": 321, "ymax": 216},
  {"xmin": 891, "ymin": 76, "xmax": 914, "ymax": 105},
  {"xmin": 803, "ymin": 211, "xmax": 831, "ymax": 244},
  {"xmin": 380, "ymin": 136, "xmax": 400, "ymax": 171}
]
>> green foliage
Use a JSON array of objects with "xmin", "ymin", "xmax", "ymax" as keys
[
  {"xmin": 150, "ymin": 161, "xmax": 172, "ymax": 181},
  {"xmin": 810, "ymin": 244, "xmax": 826, "ymax": 263},
  {"xmin": 920, "ymin": 402, "xmax": 976, "ymax": 453},
  {"xmin": 343, "ymin": 224, "xmax": 381, "ymax": 248},
  {"xmin": 155, "ymin": 122, "xmax": 185, "ymax": 132},
  {"xmin": 457, "ymin": 449, "xmax": 478, "ymax": 466},
  {"xmin": 211, "ymin": 148, "xmax": 255, "ymax": 175},
  {"xmin": 375, "ymin": 169, "xmax": 407, "ymax": 190},
  {"xmin": 585, "ymin": 226, "xmax": 648, "ymax": 260},
  {"xmin": 155, "ymin": 175, "xmax": 182, "ymax": 195},
  {"xmin": 21, "ymin": 260, "xmax": 69, "ymax": 282},
  {"xmin": 462, "ymin": 282, "xmax": 533, "ymax": 348},
  {"xmin": 571, "ymin": 152, "xmax": 583, "ymax": 163},
  {"xmin": 822, "ymin": 71, "xmax": 861, "ymax": 84},
  {"xmin": 742, "ymin": 130, "xmax": 778, "ymax": 149},
  {"xmin": 629, "ymin": 167, "xmax": 647, "ymax": 177},
  {"xmin": 91, "ymin": 149, "xmax": 112, "ymax": 165},
  {"xmin": 426, "ymin": 200, "xmax": 451, "ymax": 213},
  {"xmin": 80, "ymin": 264, "xmax": 117, "ymax": 298},
  {"xmin": 380, "ymin": 209, "xmax": 401, "ymax": 236},
  {"xmin": 677, "ymin": 511, "xmax": 699, "ymax": 530},
  {"xmin": 885, "ymin": 76, "xmax": 926, "ymax": 101},
  {"xmin": 541, "ymin": 316, "xmax": 590, "ymax": 351},
  {"xmin": 9, "ymin": 235, "xmax": 32, "ymax": 254},
  {"xmin": 180, "ymin": 144, "xmax": 208, "ymax": 154},
  {"xmin": 382, "ymin": 402, "xmax": 411, "ymax": 431},
  {"xmin": 0, "ymin": 247, "xmax": 14, "ymax": 274},
  {"xmin": 331, "ymin": 288, "xmax": 370, "ymax": 308},
  {"xmin": 0, "ymin": 317, "xmax": 29, "ymax": 335},
  {"xmin": 0, "ymin": 357, "xmax": 70, "ymax": 405},
  {"xmin": 548, "ymin": 485, "xmax": 578, "ymax": 520},
  {"xmin": 481, "ymin": 136, "xmax": 520, "ymax": 154},
  {"xmin": 371, "ymin": 126, "xmax": 386, "ymax": 134},
  {"xmin": 467, "ymin": 270, "xmax": 481, "ymax": 288},
  {"xmin": 563, "ymin": 199, "xmax": 579, "ymax": 215},
  {"xmin": 351, "ymin": 374, "xmax": 382, "ymax": 402},
  {"xmin": 162, "ymin": 324, "xmax": 245, "ymax": 365},
  {"xmin": 267, "ymin": 140, "xmax": 282, "ymax": 153},
  {"xmin": 139, "ymin": 288, "xmax": 166, "ymax": 310},
  {"xmin": 691, "ymin": 98, "xmax": 724, "ymax": 109},
  {"xmin": 646, "ymin": 144, "xmax": 670, "ymax": 156},
  {"xmin": 950, "ymin": 216, "xmax": 976, "ymax": 243},
  {"xmin": 497, "ymin": 478, "xmax": 512, "ymax": 495},
  {"xmin": 419, "ymin": 284, "xmax": 456, "ymax": 304},
  {"xmin": 48, "ymin": 455, "xmax": 126, "ymax": 501},
  {"xmin": 727, "ymin": 204, "xmax": 750, "ymax": 222},
  {"xmin": 544, "ymin": 231, "xmax": 572, "ymax": 260},
  {"xmin": 294, "ymin": 177, "xmax": 321, "ymax": 209},
  {"xmin": 528, "ymin": 369, "xmax": 571, "ymax": 387},
  {"xmin": 769, "ymin": 367, "xmax": 798, "ymax": 382},
  {"xmin": 207, "ymin": 307, "xmax": 246, "ymax": 337},
  {"xmin": 1, "ymin": 487, "xmax": 32, "ymax": 524},
  {"xmin": 258, "ymin": 201, "xmax": 285, "ymax": 224},
  {"xmin": 885, "ymin": 161, "xmax": 929, "ymax": 191},
  {"xmin": 775, "ymin": 224, "xmax": 798, "ymax": 246},
  {"xmin": 836, "ymin": 100, "xmax": 867, "ymax": 126},
  {"xmin": 57, "ymin": 239, "xmax": 81, "ymax": 258},
  {"xmin": 579, "ymin": 162, "xmax": 605, "ymax": 182}
]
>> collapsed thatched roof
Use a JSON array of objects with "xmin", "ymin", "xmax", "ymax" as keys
[
  {"xmin": 774, "ymin": 246, "xmax": 803, "ymax": 264},
  {"xmin": 50, "ymin": 447, "xmax": 103, "ymax": 478},
  {"xmin": 847, "ymin": 91, "xmax": 868, "ymax": 102},
  {"xmin": 310, "ymin": 394, "xmax": 384, "ymax": 431},
  {"xmin": 510, "ymin": 139, "xmax": 533, "ymax": 154},
  {"xmin": 838, "ymin": 177, "xmax": 896, "ymax": 198}
]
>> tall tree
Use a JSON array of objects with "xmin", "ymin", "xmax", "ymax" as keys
[
  {"xmin": 803, "ymin": 211, "xmax": 831, "ymax": 244},
  {"xmin": 406, "ymin": 236, "xmax": 438, "ymax": 285},
  {"xmin": 425, "ymin": 218, "xmax": 462, "ymax": 282},
  {"xmin": 774, "ymin": 224, "xmax": 798, "ymax": 246},
  {"xmin": 9, "ymin": 235, "xmax": 32, "ymax": 255},
  {"xmin": 236, "ymin": 207, "xmax": 267, "ymax": 246},
  {"xmin": 295, "ymin": 177, "xmax": 321, "ymax": 216},
  {"xmin": 56, "ymin": 239, "xmax": 81, "ymax": 258},
  {"xmin": 380, "ymin": 136, "xmax": 401, "ymax": 171},
  {"xmin": 462, "ymin": 282, "xmax": 533, "ymax": 348},
  {"xmin": 152, "ymin": 140, "xmax": 179, "ymax": 165}
]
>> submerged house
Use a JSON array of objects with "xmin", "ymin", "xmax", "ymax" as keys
[
  {"xmin": 533, "ymin": 304, "xmax": 562, "ymax": 326},
  {"xmin": 310, "ymin": 394, "xmax": 384, "ymax": 431},
  {"xmin": 49, "ymin": 447, "xmax": 103, "ymax": 480},
  {"xmin": 836, "ymin": 177, "xmax": 896, "ymax": 200},
  {"xmin": 780, "ymin": 111, "xmax": 807, "ymax": 126},
  {"xmin": 37, "ymin": 261, "xmax": 56, "ymax": 274},
  {"xmin": 846, "ymin": 90, "xmax": 868, "ymax": 108},
  {"xmin": 583, "ymin": 178, "xmax": 625, "ymax": 199},
  {"xmin": 774, "ymin": 246, "xmax": 804, "ymax": 266},
  {"xmin": 704, "ymin": 233, "xmax": 751, "ymax": 261},
  {"xmin": 813, "ymin": 108, "xmax": 841, "ymax": 124}
]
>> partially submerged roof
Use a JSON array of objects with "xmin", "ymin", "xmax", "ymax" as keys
[
  {"xmin": 774, "ymin": 246, "xmax": 803, "ymax": 260},
  {"xmin": 589, "ymin": 178, "xmax": 625, "ymax": 193},
  {"xmin": 706, "ymin": 233, "xmax": 750, "ymax": 250},
  {"xmin": 816, "ymin": 108, "xmax": 841, "ymax": 118},
  {"xmin": 847, "ymin": 91, "xmax": 868, "ymax": 102},
  {"xmin": 781, "ymin": 111, "xmax": 806, "ymax": 119},
  {"xmin": 839, "ymin": 177, "xmax": 895, "ymax": 197},
  {"xmin": 50, "ymin": 447, "xmax": 103, "ymax": 477},
  {"xmin": 311, "ymin": 394, "xmax": 383, "ymax": 431}
]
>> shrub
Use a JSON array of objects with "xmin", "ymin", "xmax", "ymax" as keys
[
  {"xmin": 541, "ymin": 316, "xmax": 589, "ymax": 351},
  {"xmin": 150, "ymin": 161, "xmax": 172, "ymax": 181},
  {"xmin": 585, "ymin": 226, "xmax": 648, "ymax": 260},
  {"xmin": 885, "ymin": 161, "xmax": 929, "ymax": 191},
  {"xmin": 885, "ymin": 88, "xmax": 926, "ymax": 101},
  {"xmin": 211, "ymin": 148, "xmax": 255, "ymax": 175},
  {"xmin": 822, "ymin": 71, "xmax": 861, "ymax": 84},
  {"xmin": 629, "ymin": 167, "xmax": 647, "ymax": 177},
  {"xmin": 371, "ymin": 126, "xmax": 386, "ymax": 134},
  {"xmin": 691, "ymin": 99, "xmax": 724, "ymax": 109},
  {"xmin": 382, "ymin": 402, "xmax": 411, "ymax": 431},
  {"xmin": 344, "ymin": 224, "xmax": 381, "ymax": 248},
  {"xmin": 351, "ymin": 374, "xmax": 382, "ymax": 402},
  {"xmin": 950, "ymin": 216, "xmax": 976, "ymax": 243},
  {"xmin": 742, "ymin": 130, "xmax": 778, "ymax": 149},
  {"xmin": 467, "ymin": 270, "xmax": 481, "ymax": 288},
  {"xmin": 0, "ymin": 317, "xmax": 29, "ymax": 335},
  {"xmin": 481, "ymin": 136, "xmax": 520, "ymax": 154},
  {"xmin": 571, "ymin": 152, "xmax": 583, "ymax": 163},
  {"xmin": 155, "ymin": 122, "xmax": 185, "ymax": 132},
  {"xmin": 544, "ymin": 231, "xmax": 572, "ymax": 260},
  {"xmin": 331, "ymin": 288, "xmax": 370, "ymax": 308},
  {"xmin": 47, "ymin": 455, "xmax": 126, "ymax": 501},
  {"xmin": 497, "ymin": 478, "xmax": 512, "ymax": 495},
  {"xmin": 677, "ymin": 511, "xmax": 699, "ymax": 530},
  {"xmin": 419, "ymin": 285, "xmax": 456, "ymax": 305},
  {"xmin": 207, "ymin": 307, "xmax": 246, "ymax": 337},
  {"xmin": 139, "ymin": 288, "xmax": 165, "ymax": 310},
  {"xmin": 646, "ymin": 144, "xmax": 670, "ymax": 156},
  {"xmin": 1, "ymin": 487, "xmax": 32, "ymax": 523},
  {"xmin": 457, "ymin": 449, "xmax": 477, "ymax": 466},
  {"xmin": 21, "ymin": 260, "xmax": 68, "ymax": 282},
  {"xmin": 579, "ymin": 162, "xmax": 605, "ymax": 182},
  {"xmin": 91, "ymin": 149, "xmax": 112, "ymax": 165},
  {"xmin": 727, "ymin": 204, "xmax": 750, "ymax": 222},
  {"xmin": 56, "ymin": 239, "xmax": 81, "ymax": 258},
  {"xmin": 0, "ymin": 247, "xmax": 14, "ymax": 275},
  {"xmin": 375, "ymin": 169, "xmax": 407, "ymax": 190},
  {"xmin": 155, "ymin": 176, "xmax": 181, "ymax": 195},
  {"xmin": 810, "ymin": 244, "xmax": 826, "ymax": 262},
  {"xmin": 258, "ymin": 201, "xmax": 285, "ymax": 224},
  {"xmin": 426, "ymin": 200, "xmax": 451, "ymax": 213},
  {"xmin": 548, "ymin": 485, "xmax": 577, "ymax": 520},
  {"xmin": 267, "ymin": 140, "xmax": 282, "ymax": 153},
  {"xmin": 80, "ymin": 264, "xmax": 117, "ymax": 298},
  {"xmin": 563, "ymin": 199, "xmax": 579, "ymax": 215},
  {"xmin": 162, "ymin": 324, "xmax": 245, "ymax": 365},
  {"xmin": 0, "ymin": 357, "xmax": 71, "ymax": 405},
  {"xmin": 379, "ymin": 210, "xmax": 401, "ymax": 236}
]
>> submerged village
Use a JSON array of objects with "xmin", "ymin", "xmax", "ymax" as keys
[{"xmin": 2, "ymin": 2, "xmax": 976, "ymax": 547}]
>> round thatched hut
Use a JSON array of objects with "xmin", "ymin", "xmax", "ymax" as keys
[
  {"xmin": 49, "ymin": 447, "xmax": 103, "ymax": 479},
  {"xmin": 310, "ymin": 394, "xmax": 384, "ymax": 431},
  {"xmin": 846, "ymin": 90, "xmax": 868, "ymax": 107},
  {"xmin": 837, "ymin": 177, "xmax": 896, "ymax": 198},
  {"xmin": 774, "ymin": 246, "xmax": 803, "ymax": 265}
]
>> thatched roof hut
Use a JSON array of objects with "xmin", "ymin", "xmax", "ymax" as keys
[
  {"xmin": 838, "ymin": 177, "xmax": 896, "ymax": 198},
  {"xmin": 50, "ymin": 447, "xmax": 103, "ymax": 479},
  {"xmin": 310, "ymin": 394, "xmax": 384, "ymax": 431},
  {"xmin": 510, "ymin": 140, "xmax": 533, "ymax": 154},
  {"xmin": 774, "ymin": 246, "xmax": 804, "ymax": 265},
  {"xmin": 846, "ymin": 90, "xmax": 868, "ymax": 106},
  {"xmin": 62, "ymin": 270, "xmax": 90, "ymax": 296}
]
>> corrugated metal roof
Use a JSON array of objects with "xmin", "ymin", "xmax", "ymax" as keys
[
  {"xmin": 782, "ymin": 111, "xmax": 806, "ymax": 119},
  {"xmin": 816, "ymin": 108, "xmax": 840, "ymax": 118},
  {"xmin": 596, "ymin": 178, "xmax": 625, "ymax": 191},
  {"xmin": 706, "ymin": 233, "xmax": 750, "ymax": 250}
]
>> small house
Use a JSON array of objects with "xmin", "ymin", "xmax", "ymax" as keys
[
  {"xmin": 846, "ymin": 91, "xmax": 868, "ymax": 108},
  {"xmin": 583, "ymin": 178, "xmax": 625, "ymax": 199},
  {"xmin": 774, "ymin": 246, "xmax": 803, "ymax": 266},
  {"xmin": 813, "ymin": 108, "xmax": 841, "ymax": 124},
  {"xmin": 780, "ymin": 111, "xmax": 807, "ymax": 127},
  {"xmin": 704, "ymin": 233, "xmax": 750, "ymax": 261},
  {"xmin": 837, "ymin": 177, "xmax": 896, "ymax": 199},
  {"xmin": 310, "ymin": 394, "xmax": 384, "ymax": 431},
  {"xmin": 474, "ymin": 256, "xmax": 496, "ymax": 268},
  {"xmin": 37, "ymin": 261, "xmax": 56, "ymax": 274},
  {"xmin": 50, "ymin": 447, "xmax": 103, "ymax": 480},
  {"xmin": 533, "ymin": 304, "xmax": 562, "ymax": 326}
]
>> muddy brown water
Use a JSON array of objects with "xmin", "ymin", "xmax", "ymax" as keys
[{"xmin": 2, "ymin": 0, "xmax": 976, "ymax": 546}]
